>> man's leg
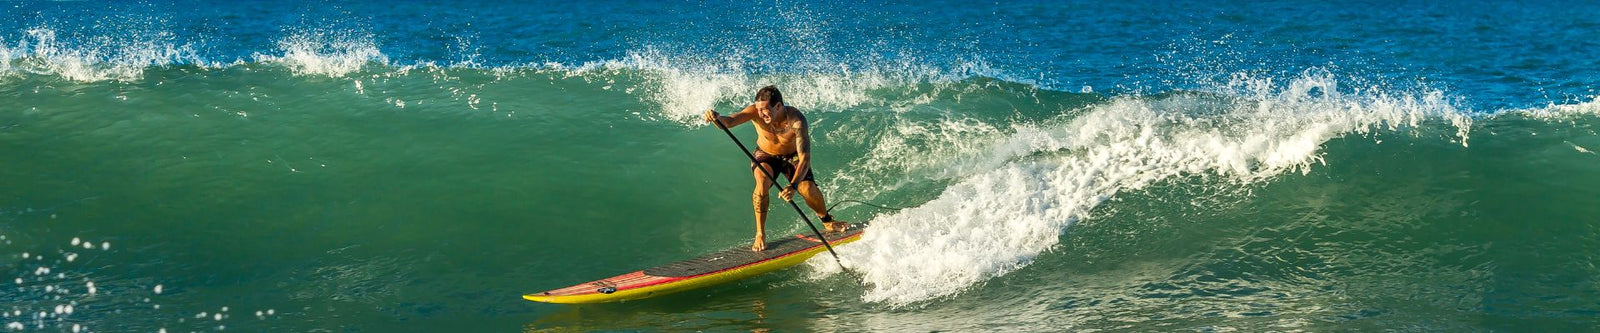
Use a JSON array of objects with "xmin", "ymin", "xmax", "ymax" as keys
[
  {"xmin": 751, "ymin": 164, "xmax": 774, "ymax": 251},
  {"xmin": 796, "ymin": 180, "xmax": 848, "ymax": 232}
]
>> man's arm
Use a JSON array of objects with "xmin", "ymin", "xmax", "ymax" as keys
[
  {"xmin": 704, "ymin": 104, "xmax": 758, "ymax": 128},
  {"xmin": 787, "ymin": 114, "xmax": 812, "ymax": 189}
]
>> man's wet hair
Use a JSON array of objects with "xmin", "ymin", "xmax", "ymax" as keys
[{"xmin": 755, "ymin": 85, "xmax": 783, "ymax": 107}]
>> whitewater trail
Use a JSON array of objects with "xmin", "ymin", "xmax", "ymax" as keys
[{"xmin": 810, "ymin": 71, "xmax": 1475, "ymax": 306}]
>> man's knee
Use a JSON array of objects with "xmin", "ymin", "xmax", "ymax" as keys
[{"xmin": 797, "ymin": 180, "xmax": 821, "ymax": 193}]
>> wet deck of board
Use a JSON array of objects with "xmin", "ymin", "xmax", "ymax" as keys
[{"xmin": 642, "ymin": 229, "xmax": 862, "ymax": 277}]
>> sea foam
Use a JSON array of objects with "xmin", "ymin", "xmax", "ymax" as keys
[
  {"xmin": 254, "ymin": 30, "xmax": 388, "ymax": 77},
  {"xmin": 1511, "ymin": 95, "xmax": 1600, "ymax": 119},
  {"xmin": 814, "ymin": 70, "xmax": 1473, "ymax": 306},
  {"xmin": 548, "ymin": 48, "xmax": 1007, "ymax": 125},
  {"xmin": 0, "ymin": 27, "xmax": 201, "ymax": 82}
]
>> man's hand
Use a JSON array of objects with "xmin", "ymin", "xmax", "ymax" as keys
[
  {"xmin": 779, "ymin": 184, "xmax": 795, "ymax": 201},
  {"xmin": 703, "ymin": 109, "xmax": 719, "ymax": 126}
]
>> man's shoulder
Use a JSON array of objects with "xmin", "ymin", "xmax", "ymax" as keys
[
  {"xmin": 788, "ymin": 106, "xmax": 807, "ymax": 119},
  {"xmin": 788, "ymin": 108, "xmax": 808, "ymax": 128}
]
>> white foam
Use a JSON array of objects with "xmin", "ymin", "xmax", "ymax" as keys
[
  {"xmin": 552, "ymin": 49, "xmax": 1002, "ymax": 125},
  {"xmin": 831, "ymin": 117, "xmax": 1023, "ymax": 201},
  {"xmin": 1509, "ymin": 95, "xmax": 1600, "ymax": 119},
  {"xmin": 254, "ymin": 30, "xmax": 388, "ymax": 77},
  {"xmin": 817, "ymin": 69, "xmax": 1472, "ymax": 305},
  {"xmin": 0, "ymin": 27, "xmax": 201, "ymax": 82}
]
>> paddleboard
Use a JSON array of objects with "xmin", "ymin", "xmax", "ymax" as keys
[{"xmin": 524, "ymin": 227, "xmax": 863, "ymax": 304}]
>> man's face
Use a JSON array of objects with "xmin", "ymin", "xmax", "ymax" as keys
[{"xmin": 756, "ymin": 101, "xmax": 783, "ymax": 123}]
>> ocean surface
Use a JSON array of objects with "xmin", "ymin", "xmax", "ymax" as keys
[{"xmin": 4, "ymin": 0, "xmax": 1599, "ymax": 331}]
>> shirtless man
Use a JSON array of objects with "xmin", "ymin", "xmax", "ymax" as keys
[{"xmin": 704, "ymin": 86, "xmax": 848, "ymax": 252}]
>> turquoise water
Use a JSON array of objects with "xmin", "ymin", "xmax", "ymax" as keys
[{"xmin": 4, "ymin": 1, "xmax": 1600, "ymax": 331}]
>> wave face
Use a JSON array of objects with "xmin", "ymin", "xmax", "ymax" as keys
[
  {"xmin": 4, "ymin": 1, "xmax": 1600, "ymax": 331},
  {"xmin": 825, "ymin": 71, "xmax": 1475, "ymax": 305}
]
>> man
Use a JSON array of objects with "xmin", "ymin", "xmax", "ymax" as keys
[{"xmin": 704, "ymin": 86, "xmax": 849, "ymax": 252}]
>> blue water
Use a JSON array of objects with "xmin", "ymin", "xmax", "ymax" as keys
[
  {"xmin": 3, "ymin": 1, "xmax": 1599, "ymax": 331},
  {"xmin": 9, "ymin": 1, "xmax": 1598, "ymax": 109}
]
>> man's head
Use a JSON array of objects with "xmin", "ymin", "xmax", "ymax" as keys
[{"xmin": 754, "ymin": 85, "xmax": 785, "ymax": 123}]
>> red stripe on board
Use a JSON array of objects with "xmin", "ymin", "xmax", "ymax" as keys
[
  {"xmin": 614, "ymin": 232, "xmax": 861, "ymax": 290},
  {"xmin": 542, "ymin": 232, "xmax": 862, "ymax": 297}
]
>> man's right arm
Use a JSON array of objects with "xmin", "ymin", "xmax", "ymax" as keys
[{"xmin": 705, "ymin": 104, "xmax": 757, "ymax": 128}]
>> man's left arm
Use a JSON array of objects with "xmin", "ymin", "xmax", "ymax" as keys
[{"xmin": 786, "ymin": 118, "xmax": 812, "ymax": 195}]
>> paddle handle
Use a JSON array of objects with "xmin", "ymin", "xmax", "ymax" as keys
[{"xmin": 711, "ymin": 117, "xmax": 845, "ymax": 267}]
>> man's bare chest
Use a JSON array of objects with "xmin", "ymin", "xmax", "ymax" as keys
[{"xmin": 756, "ymin": 122, "xmax": 797, "ymax": 141}]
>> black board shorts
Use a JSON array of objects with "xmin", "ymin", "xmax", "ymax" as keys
[{"xmin": 752, "ymin": 150, "xmax": 817, "ymax": 185}]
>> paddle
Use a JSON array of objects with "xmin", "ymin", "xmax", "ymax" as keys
[{"xmin": 710, "ymin": 116, "xmax": 846, "ymax": 270}]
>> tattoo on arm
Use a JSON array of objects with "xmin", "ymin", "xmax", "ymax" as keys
[
  {"xmin": 791, "ymin": 120, "xmax": 810, "ymax": 186},
  {"xmin": 796, "ymin": 121, "xmax": 810, "ymax": 155}
]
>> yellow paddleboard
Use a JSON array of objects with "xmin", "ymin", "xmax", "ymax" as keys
[{"xmin": 524, "ymin": 228, "xmax": 863, "ymax": 304}]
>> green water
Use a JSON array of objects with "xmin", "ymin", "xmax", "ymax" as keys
[{"xmin": 4, "ymin": 64, "xmax": 1600, "ymax": 331}]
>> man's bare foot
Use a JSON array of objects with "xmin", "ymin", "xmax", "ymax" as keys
[
  {"xmin": 751, "ymin": 234, "xmax": 766, "ymax": 252},
  {"xmin": 824, "ymin": 221, "xmax": 851, "ymax": 233}
]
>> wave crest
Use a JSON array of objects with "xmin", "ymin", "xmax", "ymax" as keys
[
  {"xmin": 253, "ymin": 30, "xmax": 388, "ymax": 77},
  {"xmin": 1510, "ymin": 95, "xmax": 1600, "ymax": 119},
  {"xmin": 545, "ymin": 49, "xmax": 1012, "ymax": 124},
  {"xmin": 820, "ymin": 69, "xmax": 1473, "ymax": 306},
  {"xmin": 0, "ymin": 27, "xmax": 201, "ymax": 82}
]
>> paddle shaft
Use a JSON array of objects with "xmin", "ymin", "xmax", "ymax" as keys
[{"xmin": 711, "ymin": 118, "xmax": 844, "ymax": 267}]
